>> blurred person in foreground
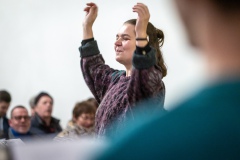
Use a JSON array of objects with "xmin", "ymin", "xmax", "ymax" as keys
[
  {"xmin": 8, "ymin": 106, "xmax": 37, "ymax": 142},
  {"xmin": 93, "ymin": 0, "xmax": 240, "ymax": 159},
  {"xmin": 54, "ymin": 101, "xmax": 96, "ymax": 141},
  {"xmin": 30, "ymin": 92, "xmax": 62, "ymax": 138},
  {"xmin": 0, "ymin": 90, "xmax": 11, "ymax": 139}
]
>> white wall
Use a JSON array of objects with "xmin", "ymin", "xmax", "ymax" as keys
[{"xmin": 0, "ymin": 0, "xmax": 206, "ymax": 128}]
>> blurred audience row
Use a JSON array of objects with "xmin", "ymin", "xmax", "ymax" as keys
[{"xmin": 0, "ymin": 90, "xmax": 98, "ymax": 143}]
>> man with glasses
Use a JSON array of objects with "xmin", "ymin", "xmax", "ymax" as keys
[{"xmin": 8, "ymin": 105, "xmax": 36, "ymax": 142}]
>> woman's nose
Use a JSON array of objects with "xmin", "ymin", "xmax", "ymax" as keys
[{"xmin": 115, "ymin": 38, "xmax": 122, "ymax": 46}]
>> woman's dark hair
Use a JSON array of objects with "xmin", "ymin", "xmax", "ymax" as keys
[
  {"xmin": 34, "ymin": 92, "xmax": 53, "ymax": 105},
  {"xmin": 124, "ymin": 19, "xmax": 167, "ymax": 77},
  {"xmin": 73, "ymin": 101, "xmax": 96, "ymax": 119}
]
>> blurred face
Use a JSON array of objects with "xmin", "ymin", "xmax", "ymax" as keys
[
  {"xmin": 0, "ymin": 101, "xmax": 10, "ymax": 117},
  {"xmin": 35, "ymin": 96, "xmax": 53, "ymax": 119},
  {"xmin": 114, "ymin": 23, "xmax": 136, "ymax": 67},
  {"xmin": 174, "ymin": 0, "xmax": 208, "ymax": 47},
  {"xmin": 75, "ymin": 113, "xmax": 95, "ymax": 129},
  {"xmin": 9, "ymin": 108, "xmax": 31, "ymax": 134}
]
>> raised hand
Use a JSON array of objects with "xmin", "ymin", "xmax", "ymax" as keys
[
  {"xmin": 83, "ymin": 2, "xmax": 98, "ymax": 39},
  {"xmin": 132, "ymin": 3, "xmax": 150, "ymax": 39}
]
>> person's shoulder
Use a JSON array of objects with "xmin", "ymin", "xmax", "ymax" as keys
[
  {"xmin": 30, "ymin": 116, "xmax": 38, "ymax": 126},
  {"xmin": 106, "ymin": 80, "xmax": 240, "ymax": 152},
  {"xmin": 51, "ymin": 117, "xmax": 62, "ymax": 131},
  {"xmin": 3, "ymin": 116, "xmax": 9, "ymax": 120},
  {"xmin": 51, "ymin": 116, "xmax": 60, "ymax": 123},
  {"xmin": 29, "ymin": 127, "xmax": 44, "ymax": 134},
  {"xmin": 94, "ymin": 94, "xmax": 230, "ymax": 160},
  {"xmin": 97, "ymin": 86, "xmax": 211, "ymax": 150},
  {"xmin": 53, "ymin": 127, "xmax": 80, "ymax": 142},
  {"xmin": 30, "ymin": 113, "xmax": 41, "ymax": 122},
  {"xmin": 3, "ymin": 116, "xmax": 9, "ymax": 127},
  {"xmin": 56, "ymin": 129, "xmax": 71, "ymax": 138}
]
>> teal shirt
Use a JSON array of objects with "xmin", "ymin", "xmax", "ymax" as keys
[{"xmin": 95, "ymin": 78, "xmax": 240, "ymax": 160}]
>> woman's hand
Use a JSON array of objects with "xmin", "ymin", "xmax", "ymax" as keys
[
  {"xmin": 82, "ymin": 2, "xmax": 98, "ymax": 39},
  {"xmin": 132, "ymin": 3, "xmax": 150, "ymax": 39}
]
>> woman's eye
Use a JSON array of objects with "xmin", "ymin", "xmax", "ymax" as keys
[{"xmin": 115, "ymin": 36, "xmax": 129, "ymax": 41}]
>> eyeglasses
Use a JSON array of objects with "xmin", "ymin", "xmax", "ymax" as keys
[{"xmin": 13, "ymin": 116, "xmax": 31, "ymax": 121}]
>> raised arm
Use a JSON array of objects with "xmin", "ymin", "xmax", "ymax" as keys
[
  {"xmin": 82, "ymin": 2, "xmax": 98, "ymax": 40},
  {"xmin": 80, "ymin": 3, "xmax": 118, "ymax": 103},
  {"xmin": 128, "ymin": 3, "xmax": 165, "ymax": 110},
  {"xmin": 133, "ymin": 3, "xmax": 150, "ymax": 47}
]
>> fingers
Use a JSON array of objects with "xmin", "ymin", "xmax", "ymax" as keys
[
  {"xmin": 84, "ymin": 2, "xmax": 97, "ymax": 12},
  {"xmin": 82, "ymin": 2, "xmax": 98, "ymax": 28},
  {"xmin": 132, "ymin": 3, "xmax": 149, "ymax": 39},
  {"xmin": 132, "ymin": 3, "xmax": 149, "ymax": 17},
  {"xmin": 84, "ymin": 2, "xmax": 98, "ymax": 17},
  {"xmin": 84, "ymin": 7, "xmax": 90, "ymax": 12},
  {"xmin": 86, "ymin": 2, "xmax": 97, "ymax": 8}
]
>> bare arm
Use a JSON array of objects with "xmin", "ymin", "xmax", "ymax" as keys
[
  {"xmin": 82, "ymin": 2, "xmax": 98, "ymax": 40},
  {"xmin": 133, "ymin": 3, "xmax": 150, "ymax": 47}
]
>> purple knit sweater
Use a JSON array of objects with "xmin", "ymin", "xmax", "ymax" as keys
[{"xmin": 79, "ymin": 40, "xmax": 165, "ymax": 137}]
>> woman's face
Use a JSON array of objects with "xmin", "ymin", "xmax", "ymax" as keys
[
  {"xmin": 35, "ymin": 96, "xmax": 53, "ymax": 119},
  {"xmin": 114, "ymin": 23, "xmax": 136, "ymax": 67}
]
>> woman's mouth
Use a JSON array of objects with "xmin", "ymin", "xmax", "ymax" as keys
[{"xmin": 116, "ymin": 50, "xmax": 123, "ymax": 55}]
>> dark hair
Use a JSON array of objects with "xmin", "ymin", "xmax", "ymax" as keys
[
  {"xmin": 34, "ymin": 92, "xmax": 53, "ymax": 105},
  {"xmin": 73, "ymin": 101, "xmax": 96, "ymax": 119},
  {"xmin": 10, "ymin": 105, "xmax": 27, "ymax": 118},
  {"xmin": 124, "ymin": 19, "xmax": 167, "ymax": 77},
  {"xmin": 211, "ymin": 0, "xmax": 240, "ymax": 13},
  {"xmin": 0, "ymin": 90, "xmax": 11, "ymax": 103},
  {"xmin": 87, "ymin": 97, "xmax": 99, "ymax": 109}
]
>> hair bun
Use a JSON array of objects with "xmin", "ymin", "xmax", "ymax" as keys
[
  {"xmin": 156, "ymin": 28, "xmax": 164, "ymax": 46},
  {"xmin": 156, "ymin": 28, "xmax": 164, "ymax": 39}
]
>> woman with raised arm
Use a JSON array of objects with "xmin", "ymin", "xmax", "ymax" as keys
[{"xmin": 79, "ymin": 2, "xmax": 167, "ymax": 138}]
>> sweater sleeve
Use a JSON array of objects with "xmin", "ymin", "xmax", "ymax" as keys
[
  {"xmin": 79, "ymin": 40, "xmax": 118, "ymax": 103},
  {"xmin": 128, "ymin": 46, "xmax": 165, "ymax": 111}
]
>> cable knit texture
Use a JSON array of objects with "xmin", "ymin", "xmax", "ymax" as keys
[{"xmin": 79, "ymin": 40, "xmax": 165, "ymax": 137}]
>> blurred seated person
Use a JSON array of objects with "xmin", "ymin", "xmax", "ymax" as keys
[
  {"xmin": 0, "ymin": 90, "xmax": 11, "ymax": 139},
  {"xmin": 30, "ymin": 92, "xmax": 62, "ymax": 138},
  {"xmin": 8, "ymin": 105, "xmax": 36, "ymax": 142},
  {"xmin": 54, "ymin": 101, "xmax": 96, "ymax": 141},
  {"xmin": 65, "ymin": 97, "xmax": 98, "ymax": 130}
]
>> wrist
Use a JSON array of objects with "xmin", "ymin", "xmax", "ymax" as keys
[
  {"xmin": 136, "ymin": 41, "xmax": 148, "ymax": 47},
  {"xmin": 136, "ymin": 35, "xmax": 148, "ymax": 47},
  {"xmin": 83, "ymin": 27, "xmax": 93, "ymax": 39},
  {"xmin": 136, "ymin": 32, "xmax": 147, "ymax": 38}
]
